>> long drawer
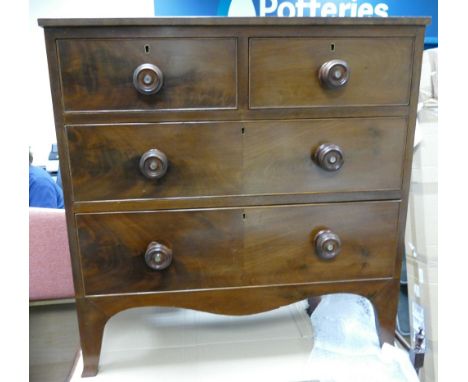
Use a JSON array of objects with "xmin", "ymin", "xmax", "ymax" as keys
[
  {"xmin": 67, "ymin": 117, "xmax": 407, "ymax": 202},
  {"xmin": 76, "ymin": 201, "xmax": 399, "ymax": 295}
]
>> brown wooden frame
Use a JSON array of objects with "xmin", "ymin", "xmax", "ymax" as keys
[{"xmin": 39, "ymin": 17, "xmax": 429, "ymax": 377}]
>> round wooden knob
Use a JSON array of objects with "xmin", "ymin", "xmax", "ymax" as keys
[
  {"xmin": 314, "ymin": 230, "xmax": 341, "ymax": 260},
  {"xmin": 314, "ymin": 143, "xmax": 344, "ymax": 171},
  {"xmin": 318, "ymin": 59, "xmax": 350, "ymax": 89},
  {"xmin": 139, "ymin": 148, "xmax": 168, "ymax": 180},
  {"xmin": 144, "ymin": 242, "xmax": 172, "ymax": 270},
  {"xmin": 133, "ymin": 63, "xmax": 164, "ymax": 95}
]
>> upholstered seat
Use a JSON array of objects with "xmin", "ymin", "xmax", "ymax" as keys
[{"xmin": 29, "ymin": 207, "xmax": 74, "ymax": 301}]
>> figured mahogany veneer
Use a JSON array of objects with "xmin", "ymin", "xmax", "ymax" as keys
[
  {"xmin": 57, "ymin": 38, "xmax": 238, "ymax": 111},
  {"xmin": 77, "ymin": 201, "xmax": 399, "ymax": 295},
  {"xmin": 39, "ymin": 17, "xmax": 429, "ymax": 377},
  {"xmin": 249, "ymin": 37, "xmax": 414, "ymax": 108},
  {"xmin": 67, "ymin": 118, "xmax": 407, "ymax": 202}
]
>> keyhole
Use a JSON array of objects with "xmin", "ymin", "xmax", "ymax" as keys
[
  {"xmin": 144, "ymin": 44, "xmax": 150, "ymax": 54},
  {"xmin": 330, "ymin": 43, "xmax": 335, "ymax": 52}
]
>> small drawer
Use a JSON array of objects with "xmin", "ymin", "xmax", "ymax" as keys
[
  {"xmin": 77, "ymin": 202, "xmax": 399, "ymax": 295},
  {"xmin": 243, "ymin": 117, "xmax": 407, "ymax": 195},
  {"xmin": 66, "ymin": 122, "xmax": 243, "ymax": 202},
  {"xmin": 57, "ymin": 38, "xmax": 237, "ymax": 111},
  {"xmin": 249, "ymin": 37, "xmax": 413, "ymax": 109}
]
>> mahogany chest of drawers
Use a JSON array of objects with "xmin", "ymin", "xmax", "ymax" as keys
[{"xmin": 39, "ymin": 17, "xmax": 429, "ymax": 377}]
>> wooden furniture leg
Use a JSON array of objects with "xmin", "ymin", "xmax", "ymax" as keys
[
  {"xmin": 73, "ymin": 280, "xmax": 400, "ymax": 376},
  {"xmin": 370, "ymin": 280, "xmax": 400, "ymax": 346},
  {"xmin": 76, "ymin": 298, "xmax": 110, "ymax": 377}
]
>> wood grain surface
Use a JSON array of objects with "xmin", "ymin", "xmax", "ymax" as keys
[
  {"xmin": 250, "ymin": 37, "xmax": 414, "ymax": 108},
  {"xmin": 76, "ymin": 201, "xmax": 399, "ymax": 295},
  {"xmin": 58, "ymin": 38, "xmax": 237, "ymax": 111},
  {"xmin": 39, "ymin": 17, "xmax": 429, "ymax": 377},
  {"xmin": 243, "ymin": 117, "xmax": 407, "ymax": 194},
  {"xmin": 38, "ymin": 17, "xmax": 430, "ymax": 27},
  {"xmin": 67, "ymin": 117, "xmax": 406, "ymax": 202},
  {"xmin": 67, "ymin": 122, "xmax": 242, "ymax": 201}
]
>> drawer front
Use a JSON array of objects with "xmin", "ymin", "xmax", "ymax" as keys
[
  {"xmin": 67, "ymin": 122, "xmax": 243, "ymax": 202},
  {"xmin": 77, "ymin": 202, "xmax": 399, "ymax": 295},
  {"xmin": 68, "ymin": 118, "xmax": 406, "ymax": 202},
  {"xmin": 57, "ymin": 38, "xmax": 237, "ymax": 111},
  {"xmin": 244, "ymin": 118, "xmax": 407, "ymax": 195},
  {"xmin": 249, "ymin": 37, "xmax": 413, "ymax": 108}
]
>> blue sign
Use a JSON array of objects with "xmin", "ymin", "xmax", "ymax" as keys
[{"xmin": 154, "ymin": 0, "xmax": 437, "ymax": 45}]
